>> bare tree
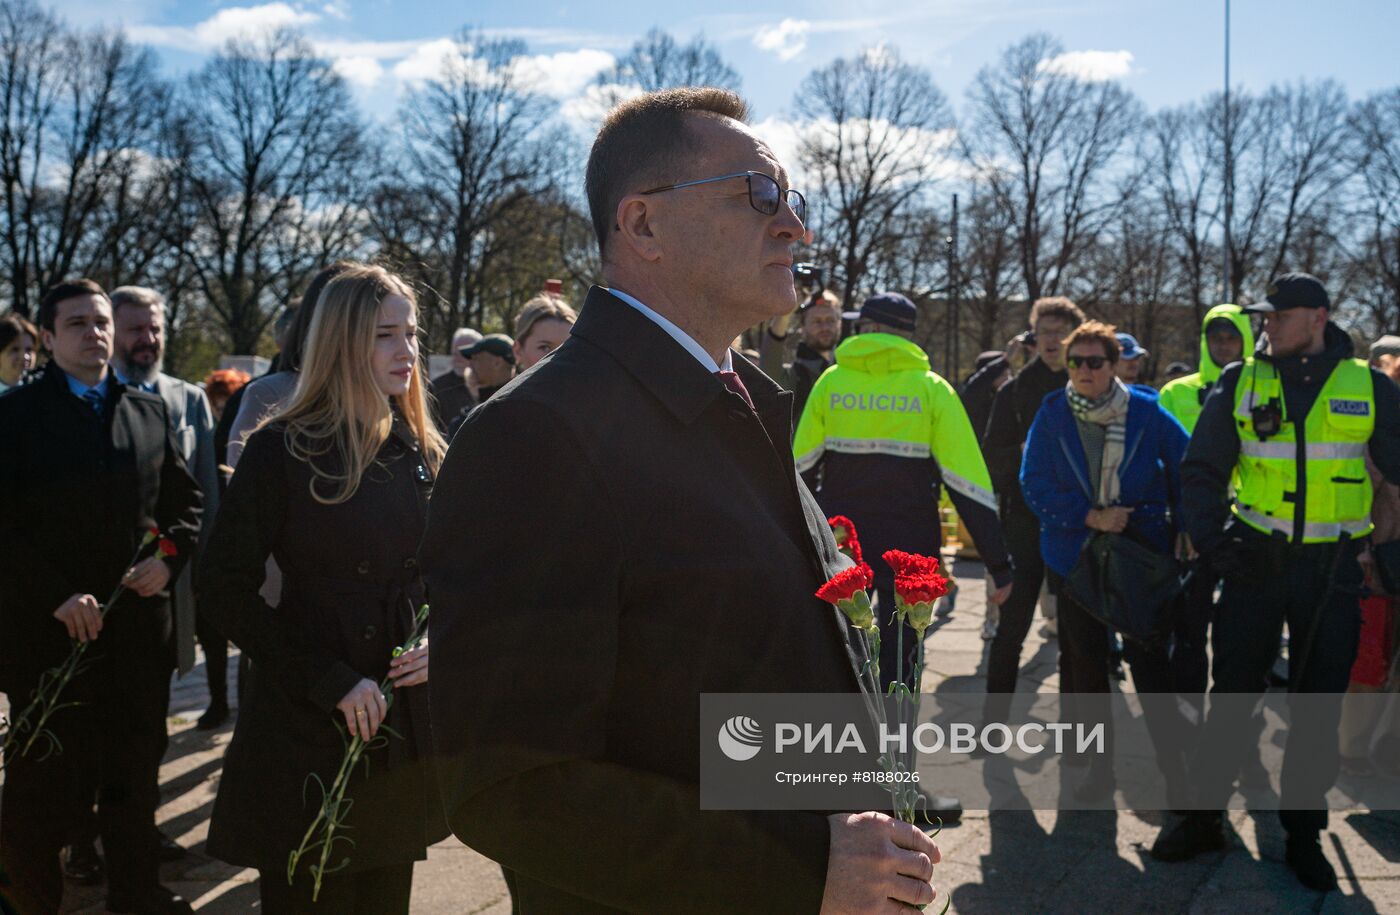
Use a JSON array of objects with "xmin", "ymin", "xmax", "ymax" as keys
[
  {"xmin": 1146, "ymin": 101, "xmax": 1224, "ymax": 321},
  {"xmin": 1346, "ymin": 87, "xmax": 1400, "ymax": 333},
  {"xmin": 960, "ymin": 183, "xmax": 1020, "ymax": 352},
  {"xmin": 1223, "ymin": 81, "xmax": 1352, "ymax": 302},
  {"xmin": 596, "ymin": 28, "xmax": 740, "ymax": 95},
  {"xmin": 174, "ymin": 28, "xmax": 367, "ymax": 353},
  {"xmin": 0, "ymin": 2, "xmax": 167, "ymax": 316},
  {"xmin": 375, "ymin": 32, "xmax": 558, "ymax": 343},
  {"xmin": 795, "ymin": 45, "xmax": 955, "ymax": 305},
  {"xmin": 963, "ymin": 33, "xmax": 1142, "ymax": 303}
]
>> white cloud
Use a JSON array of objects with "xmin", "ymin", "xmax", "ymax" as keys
[
  {"xmin": 1037, "ymin": 49, "xmax": 1135, "ymax": 82},
  {"xmin": 128, "ymin": 3, "xmax": 321, "ymax": 50},
  {"xmin": 560, "ymin": 83, "xmax": 643, "ymax": 132},
  {"xmin": 753, "ymin": 19, "xmax": 811, "ymax": 62},
  {"xmin": 321, "ymin": 1, "xmax": 350, "ymax": 20},
  {"xmin": 332, "ymin": 55, "xmax": 383, "ymax": 88},
  {"xmin": 391, "ymin": 38, "xmax": 470, "ymax": 84},
  {"xmin": 510, "ymin": 49, "xmax": 614, "ymax": 99}
]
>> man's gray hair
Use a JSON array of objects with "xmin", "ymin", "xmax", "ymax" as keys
[{"xmin": 110, "ymin": 285, "xmax": 166, "ymax": 317}]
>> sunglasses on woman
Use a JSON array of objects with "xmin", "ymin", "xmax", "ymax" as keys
[
  {"xmin": 641, "ymin": 171, "xmax": 807, "ymax": 224},
  {"xmin": 1067, "ymin": 355, "xmax": 1111, "ymax": 370}
]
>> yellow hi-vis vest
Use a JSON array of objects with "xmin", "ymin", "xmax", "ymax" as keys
[{"xmin": 1231, "ymin": 356, "xmax": 1375, "ymax": 543}]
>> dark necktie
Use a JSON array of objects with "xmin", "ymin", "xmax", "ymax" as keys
[
  {"xmin": 82, "ymin": 388, "xmax": 104, "ymax": 418},
  {"xmin": 716, "ymin": 370, "xmax": 755, "ymax": 411}
]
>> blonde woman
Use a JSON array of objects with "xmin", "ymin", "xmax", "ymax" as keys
[
  {"xmin": 199, "ymin": 264, "xmax": 448, "ymax": 913},
  {"xmin": 512, "ymin": 294, "xmax": 577, "ymax": 370}
]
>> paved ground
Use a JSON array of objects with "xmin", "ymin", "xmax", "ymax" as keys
[{"xmin": 5, "ymin": 553, "xmax": 1398, "ymax": 913}]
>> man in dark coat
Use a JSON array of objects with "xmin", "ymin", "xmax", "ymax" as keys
[
  {"xmin": 420, "ymin": 88, "xmax": 943, "ymax": 914},
  {"xmin": 981, "ymin": 297, "xmax": 1084, "ymax": 709},
  {"xmin": 0, "ymin": 280, "xmax": 202, "ymax": 915}
]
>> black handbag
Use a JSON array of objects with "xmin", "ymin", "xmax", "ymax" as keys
[{"xmin": 1065, "ymin": 529, "xmax": 1185, "ymax": 646}]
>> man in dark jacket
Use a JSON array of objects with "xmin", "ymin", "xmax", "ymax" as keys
[
  {"xmin": 982, "ymin": 297, "xmax": 1085, "ymax": 706},
  {"xmin": 0, "ymin": 280, "xmax": 202, "ymax": 915},
  {"xmin": 421, "ymin": 88, "xmax": 943, "ymax": 914},
  {"xmin": 959, "ymin": 351, "xmax": 1010, "ymax": 446}
]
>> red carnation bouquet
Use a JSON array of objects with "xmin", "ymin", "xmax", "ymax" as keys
[
  {"xmin": 1, "ymin": 527, "xmax": 177, "ymax": 768},
  {"xmin": 815, "ymin": 522, "xmax": 954, "ymax": 845}
]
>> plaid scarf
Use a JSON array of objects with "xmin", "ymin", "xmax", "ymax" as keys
[{"xmin": 1066, "ymin": 378, "xmax": 1130, "ymax": 506}]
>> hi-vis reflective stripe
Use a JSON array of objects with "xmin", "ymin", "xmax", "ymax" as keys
[
  {"xmin": 1238, "ymin": 441, "xmax": 1368, "ymax": 460},
  {"xmin": 942, "ymin": 467, "xmax": 998, "ymax": 512},
  {"xmin": 1234, "ymin": 505, "xmax": 1373, "ymax": 540},
  {"xmin": 793, "ymin": 437, "xmax": 933, "ymax": 473}
]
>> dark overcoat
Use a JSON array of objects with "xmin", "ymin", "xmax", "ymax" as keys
[
  {"xmin": 0, "ymin": 363, "xmax": 201, "ymax": 693},
  {"xmin": 420, "ymin": 288, "xmax": 875, "ymax": 914},
  {"xmin": 199, "ymin": 418, "xmax": 447, "ymax": 874}
]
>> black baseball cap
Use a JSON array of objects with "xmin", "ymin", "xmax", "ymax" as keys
[
  {"xmin": 1243, "ymin": 272, "xmax": 1330, "ymax": 313},
  {"xmin": 858, "ymin": 292, "xmax": 917, "ymax": 332},
  {"xmin": 461, "ymin": 333, "xmax": 515, "ymax": 362}
]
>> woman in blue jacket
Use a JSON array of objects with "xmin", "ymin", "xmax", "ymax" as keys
[{"xmin": 1020, "ymin": 321, "xmax": 1192, "ymax": 807}]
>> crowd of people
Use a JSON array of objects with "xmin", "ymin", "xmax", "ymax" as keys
[{"xmin": 0, "ymin": 84, "xmax": 1397, "ymax": 914}]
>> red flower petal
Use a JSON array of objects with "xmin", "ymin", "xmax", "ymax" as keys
[{"xmin": 158, "ymin": 538, "xmax": 178, "ymax": 558}]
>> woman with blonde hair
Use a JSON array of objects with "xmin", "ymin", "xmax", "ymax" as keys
[
  {"xmin": 512, "ymin": 294, "xmax": 577, "ymax": 370},
  {"xmin": 200, "ymin": 263, "xmax": 448, "ymax": 912}
]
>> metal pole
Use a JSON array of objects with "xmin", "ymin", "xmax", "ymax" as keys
[
  {"xmin": 950, "ymin": 193, "xmax": 960, "ymax": 379},
  {"xmin": 1223, "ymin": 0, "xmax": 1232, "ymax": 303}
]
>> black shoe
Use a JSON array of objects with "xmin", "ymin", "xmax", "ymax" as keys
[
  {"xmin": 1149, "ymin": 813, "xmax": 1227, "ymax": 862},
  {"xmin": 106, "ymin": 886, "xmax": 195, "ymax": 914},
  {"xmin": 1285, "ymin": 835, "xmax": 1338, "ymax": 892},
  {"xmin": 157, "ymin": 830, "xmax": 187, "ymax": 862},
  {"xmin": 196, "ymin": 702, "xmax": 229, "ymax": 731},
  {"xmin": 61, "ymin": 841, "xmax": 104, "ymax": 885}
]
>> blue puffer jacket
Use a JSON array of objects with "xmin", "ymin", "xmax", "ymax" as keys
[{"xmin": 1019, "ymin": 385, "xmax": 1189, "ymax": 576}]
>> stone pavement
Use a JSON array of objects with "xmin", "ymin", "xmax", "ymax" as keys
[{"xmin": 4, "ymin": 554, "xmax": 1397, "ymax": 913}]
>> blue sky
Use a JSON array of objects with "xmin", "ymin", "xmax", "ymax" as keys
[{"xmin": 51, "ymin": 0, "xmax": 1400, "ymax": 127}]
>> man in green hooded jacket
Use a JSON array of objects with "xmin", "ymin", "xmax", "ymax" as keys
[{"xmin": 1159, "ymin": 304, "xmax": 1255, "ymax": 433}]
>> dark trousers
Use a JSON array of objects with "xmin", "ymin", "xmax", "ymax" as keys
[
  {"xmin": 1172, "ymin": 566, "xmax": 1215, "ymax": 708},
  {"xmin": 1191, "ymin": 538, "xmax": 1363, "ymax": 835},
  {"xmin": 196, "ymin": 606, "xmax": 231, "ymax": 708},
  {"xmin": 259, "ymin": 862, "xmax": 413, "ymax": 914},
  {"xmin": 0, "ymin": 652, "xmax": 172, "ymax": 914},
  {"xmin": 1056, "ymin": 587, "xmax": 1191, "ymax": 792},
  {"xmin": 986, "ymin": 508, "xmax": 1052, "ymax": 694}
]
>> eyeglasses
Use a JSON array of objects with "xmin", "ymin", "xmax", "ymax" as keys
[
  {"xmin": 640, "ymin": 171, "xmax": 807, "ymax": 224},
  {"xmin": 1066, "ymin": 355, "xmax": 1110, "ymax": 370}
]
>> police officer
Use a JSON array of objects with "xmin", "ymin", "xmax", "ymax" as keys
[
  {"xmin": 1150, "ymin": 273, "xmax": 1400, "ymax": 890},
  {"xmin": 793, "ymin": 292, "xmax": 1013, "ymax": 825},
  {"xmin": 794, "ymin": 292, "xmax": 1013, "ymax": 676}
]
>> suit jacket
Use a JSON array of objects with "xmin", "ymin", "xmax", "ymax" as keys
[
  {"xmin": 420, "ymin": 288, "xmax": 871, "ymax": 914},
  {"xmin": 152, "ymin": 373, "xmax": 219, "ymax": 674},
  {"xmin": 0, "ymin": 363, "xmax": 202, "ymax": 693}
]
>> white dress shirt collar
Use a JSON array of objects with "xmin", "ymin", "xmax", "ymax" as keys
[{"xmin": 606, "ymin": 288, "xmax": 733, "ymax": 374}]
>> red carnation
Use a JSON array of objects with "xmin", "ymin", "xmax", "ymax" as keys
[
  {"xmin": 828, "ymin": 516, "xmax": 863, "ymax": 563},
  {"xmin": 892, "ymin": 568, "xmax": 951, "ymax": 635},
  {"xmin": 828, "ymin": 515, "xmax": 858, "ymax": 546},
  {"xmin": 816, "ymin": 563, "xmax": 873, "ymax": 603},
  {"xmin": 158, "ymin": 538, "xmax": 178, "ymax": 558},
  {"xmin": 815, "ymin": 563, "xmax": 876, "ymax": 631},
  {"xmin": 883, "ymin": 549, "xmax": 942, "ymax": 577}
]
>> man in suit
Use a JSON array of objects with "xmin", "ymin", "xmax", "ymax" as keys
[
  {"xmin": 421, "ymin": 88, "xmax": 942, "ymax": 914},
  {"xmin": 110, "ymin": 287, "xmax": 221, "ymax": 724},
  {"xmin": 0, "ymin": 280, "xmax": 202, "ymax": 915}
]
